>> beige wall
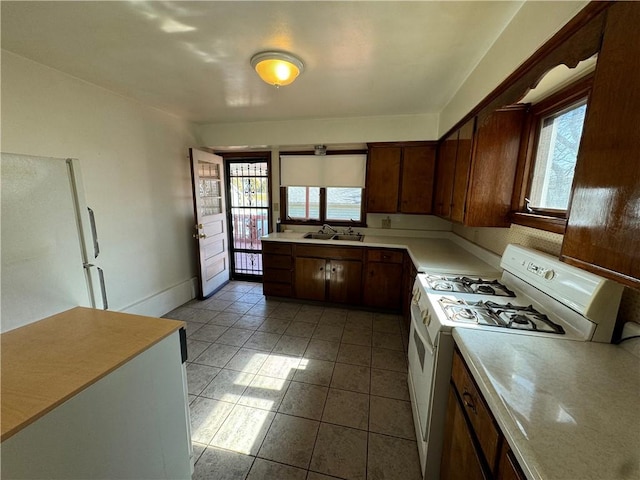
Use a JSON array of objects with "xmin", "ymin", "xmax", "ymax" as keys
[
  {"xmin": 196, "ymin": 113, "xmax": 439, "ymax": 148},
  {"xmin": 1, "ymin": 51, "xmax": 198, "ymax": 315},
  {"xmin": 439, "ymin": 1, "xmax": 589, "ymax": 135},
  {"xmin": 453, "ymin": 223, "xmax": 640, "ymax": 326}
]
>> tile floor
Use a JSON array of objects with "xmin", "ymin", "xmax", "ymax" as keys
[{"xmin": 165, "ymin": 281, "xmax": 422, "ymax": 480}]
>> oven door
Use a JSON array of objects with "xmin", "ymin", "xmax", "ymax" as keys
[{"xmin": 408, "ymin": 301, "xmax": 437, "ymax": 442}]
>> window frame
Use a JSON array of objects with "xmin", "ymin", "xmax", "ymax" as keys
[
  {"xmin": 511, "ymin": 74, "xmax": 593, "ymax": 234},
  {"xmin": 280, "ymin": 186, "xmax": 366, "ymax": 227}
]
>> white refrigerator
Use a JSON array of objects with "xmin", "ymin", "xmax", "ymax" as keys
[{"xmin": 1, "ymin": 152, "xmax": 107, "ymax": 333}]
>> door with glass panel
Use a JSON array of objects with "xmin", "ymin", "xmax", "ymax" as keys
[
  {"xmin": 189, "ymin": 148, "xmax": 230, "ymax": 298},
  {"xmin": 225, "ymin": 158, "xmax": 271, "ymax": 279}
]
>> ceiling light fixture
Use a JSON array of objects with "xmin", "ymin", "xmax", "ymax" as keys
[{"xmin": 250, "ymin": 51, "xmax": 304, "ymax": 87}]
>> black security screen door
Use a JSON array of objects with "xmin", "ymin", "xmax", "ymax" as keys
[{"xmin": 225, "ymin": 158, "xmax": 271, "ymax": 279}]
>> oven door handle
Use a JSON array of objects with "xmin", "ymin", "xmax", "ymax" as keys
[{"xmin": 411, "ymin": 303, "xmax": 435, "ymax": 356}]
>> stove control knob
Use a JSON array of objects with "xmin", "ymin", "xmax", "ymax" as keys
[
  {"xmin": 543, "ymin": 269, "xmax": 555, "ymax": 280},
  {"xmin": 421, "ymin": 309, "xmax": 431, "ymax": 325},
  {"xmin": 412, "ymin": 288, "xmax": 421, "ymax": 304}
]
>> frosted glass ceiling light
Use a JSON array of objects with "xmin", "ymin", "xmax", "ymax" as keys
[{"xmin": 251, "ymin": 51, "xmax": 304, "ymax": 87}]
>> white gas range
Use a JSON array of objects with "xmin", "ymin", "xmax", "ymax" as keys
[{"xmin": 408, "ymin": 244, "xmax": 624, "ymax": 479}]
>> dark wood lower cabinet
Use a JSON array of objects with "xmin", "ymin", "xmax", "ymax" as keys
[
  {"xmin": 363, "ymin": 262, "xmax": 403, "ymax": 309},
  {"xmin": 294, "ymin": 257, "xmax": 327, "ymax": 301},
  {"xmin": 263, "ymin": 241, "xmax": 402, "ymax": 311},
  {"xmin": 327, "ymin": 259, "xmax": 362, "ymax": 304},
  {"xmin": 441, "ymin": 386, "xmax": 488, "ymax": 480},
  {"xmin": 294, "ymin": 256, "xmax": 362, "ymax": 304},
  {"xmin": 363, "ymin": 249, "xmax": 404, "ymax": 310},
  {"xmin": 441, "ymin": 349, "xmax": 525, "ymax": 480}
]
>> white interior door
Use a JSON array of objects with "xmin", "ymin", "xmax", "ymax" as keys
[{"xmin": 189, "ymin": 148, "xmax": 230, "ymax": 298}]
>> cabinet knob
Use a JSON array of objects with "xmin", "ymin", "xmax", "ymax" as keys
[
  {"xmin": 319, "ymin": 267, "xmax": 324, "ymax": 271},
  {"xmin": 462, "ymin": 391, "xmax": 477, "ymax": 414}
]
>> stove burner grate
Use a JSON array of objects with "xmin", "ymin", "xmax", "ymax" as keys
[{"xmin": 438, "ymin": 298, "xmax": 566, "ymax": 334}]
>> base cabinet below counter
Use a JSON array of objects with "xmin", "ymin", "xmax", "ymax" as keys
[
  {"xmin": 441, "ymin": 348, "xmax": 526, "ymax": 480},
  {"xmin": 262, "ymin": 241, "xmax": 410, "ymax": 311}
]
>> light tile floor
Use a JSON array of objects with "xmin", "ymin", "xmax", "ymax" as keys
[{"xmin": 165, "ymin": 281, "xmax": 422, "ymax": 480}]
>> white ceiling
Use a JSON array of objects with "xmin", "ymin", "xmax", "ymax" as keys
[{"xmin": 1, "ymin": 1, "xmax": 524, "ymax": 125}]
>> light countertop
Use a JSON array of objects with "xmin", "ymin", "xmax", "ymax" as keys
[
  {"xmin": 0, "ymin": 307, "xmax": 184, "ymax": 441},
  {"xmin": 453, "ymin": 328, "xmax": 640, "ymax": 480},
  {"xmin": 261, "ymin": 232, "xmax": 499, "ymax": 276}
]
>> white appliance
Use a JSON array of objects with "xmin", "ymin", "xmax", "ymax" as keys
[
  {"xmin": 408, "ymin": 244, "xmax": 624, "ymax": 479},
  {"xmin": 1, "ymin": 152, "xmax": 108, "ymax": 332}
]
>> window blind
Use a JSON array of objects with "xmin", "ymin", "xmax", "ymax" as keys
[{"xmin": 280, "ymin": 154, "xmax": 366, "ymax": 187}]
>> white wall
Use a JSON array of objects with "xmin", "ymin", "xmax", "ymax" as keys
[
  {"xmin": 439, "ymin": 0, "xmax": 589, "ymax": 135},
  {"xmin": 196, "ymin": 113, "xmax": 439, "ymax": 147},
  {"xmin": 1, "ymin": 51, "xmax": 198, "ymax": 316}
]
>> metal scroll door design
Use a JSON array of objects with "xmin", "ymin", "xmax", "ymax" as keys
[{"xmin": 228, "ymin": 162, "xmax": 270, "ymax": 278}]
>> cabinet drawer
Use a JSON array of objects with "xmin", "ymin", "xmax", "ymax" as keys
[
  {"xmin": 262, "ymin": 242, "xmax": 292, "ymax": 255},
  {"xmin": 295, "ymin": 245, "xmax": 363, "ymax": 261},
  {"xmin": 263, "ymin": 254, "xmax": 292, "ymax": 270},
  {"xmin": 452, "ymin": 349, "xmax": 500, "ymax": 473},
  {"xmin": 263, "ymin": 282, "xmax": 293, "ymax": 297},
  {"xmin": 263, "ymin": 269, "xmax": 292, "ymax": 284},
  {"xmin": 367, "ymin": 249, "xmax": 404, "ymax": 264}
]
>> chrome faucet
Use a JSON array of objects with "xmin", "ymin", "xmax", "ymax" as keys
[{"xmin": 320, "ymin": 224, "xmax": 338, "ymax": 234}]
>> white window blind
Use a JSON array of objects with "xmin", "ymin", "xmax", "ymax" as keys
[{"xmin": 280, "ymin": 154, "xmax": 366, "ymax": 187}]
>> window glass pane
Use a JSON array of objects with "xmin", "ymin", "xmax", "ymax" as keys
[
  {"xmin": 529, "ymin": 100, "xmax": 587, "ymax": 210},
  {"xmin": 326, "ymin": 188, "xmax": 363, "ymax": 222},
  {"xmin": 287, "ymin": 186, "xmax": 320, "ymax": 220}
]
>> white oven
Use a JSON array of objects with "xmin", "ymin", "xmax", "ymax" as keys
[{"xmin": 407, "ymin": 244, "xmax": 624, "ymax": 479}]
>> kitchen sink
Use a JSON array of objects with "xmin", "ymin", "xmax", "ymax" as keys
[
  {"xmin": 303, "ymin": 232, "xmax": 365, "ymax": 242},
  {"xmin": 332, "ymin": 234, "xmax": 364, "ymax": 242},
  {"xmin": 303, "ymin": 232, "xmax": 335, "ymax": 240}
]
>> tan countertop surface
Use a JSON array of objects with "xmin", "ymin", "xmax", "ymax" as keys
[
  {"xmin": 453, "ymin": 328, "xmax": 640, "ymax": 480},
  {"xmin": 0, "ymin": 307, "xmax": 184, "ymax": 441},
  {"xmin": 261, "ymin": 232, "xmax": 499, "ymax": 276}
]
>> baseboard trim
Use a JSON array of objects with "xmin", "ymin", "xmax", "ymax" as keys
[{"xmin": 119, "ymin": 277, "xmax": 198, "ymax": 317}]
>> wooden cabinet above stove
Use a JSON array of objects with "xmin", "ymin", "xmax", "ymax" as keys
[{"xmin": 434, "ymin": 105, "xmax": 527, "ymax": 227}]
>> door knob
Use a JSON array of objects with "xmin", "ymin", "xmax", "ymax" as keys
[{"xmin": 193, "ymin": 233, "xmax": 207, "ymax": 239}]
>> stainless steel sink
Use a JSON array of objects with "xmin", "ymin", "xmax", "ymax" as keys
[
  {"xmin": 303, "ymin": 232, "xmax": 335, "ymax": 240},
  {"xmin": 332, "ymin": 234, "xmax": 364, "ymax": 242}
]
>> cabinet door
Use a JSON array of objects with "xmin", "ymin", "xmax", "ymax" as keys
[
  {"xmin": 561, "ymin": 2, "xmax": 640, "ymax": 289},
  {"xmin": 435, "ymin": 131, "xmax": 459, "ymax": 218},
  {"xmin": 328, "ymin": 260, "xmax": 362, "ymax": 304},
  {"xmin": 294, "ymin": 257, "xmax": 326, "ymax": 301},
  {"xmin": 450, "ymin": 118, "xmax": 475, "ymax": 223},
  {"xmin": 366, "ymin": 147, "xmax": 401, "ymax": 213},
  {"xmin": 440, "ymin": 386, "xmax": 488, "ymax": 480},
  {"xmin": 400, "ymin": 145, "xmax": 437, "ymax": 214},
  {"xmin": 465, "ymin": 106, "xmax": 526, "ymax": 227},
  {"xmin": 363, "ymin": 262, "xmax": 403, "ymax": 309}
]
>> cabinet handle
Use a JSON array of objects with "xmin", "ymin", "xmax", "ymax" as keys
[
  {"xmin": 332, "ymin": 268, "xmax": 336, "ymax": 272},
  {"xmin": 462, "ymin": 391, "xmax": 477, "ymax": 414}
]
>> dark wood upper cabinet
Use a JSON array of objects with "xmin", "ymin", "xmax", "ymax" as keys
[
  {"xmin": 561, "ymin": 1, "xmax": 640, "ymax": 290},
  {"xmin": 436, "ymin": 106, "xmax": 527, "ymax": 227},
  {"xmin": 400, "ymin": 145, "xmax": 437, "ymax": 214},
  {"xmin": 366, "ymin": 142, "xmax": 436, "ymax": 215},
  {"xmin": 450, "ymin": 118, "xmax": 475, "ymax": 223},
  {"xmin": 365, "ymin": 146, "xmax": 401, "ymax": 213},
  {"xmin": 434, "ymin": 131, "xmax": 459, "ymax": 218}
]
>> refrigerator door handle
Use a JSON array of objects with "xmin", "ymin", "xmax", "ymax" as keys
[
  {"xmin": 87, "ymin": 207, "xmax": 100, "ymax": 258},
  {"xmin": 97, "ymin": 267, "xmax": 108, "ymax": 310},
  {"xmin": 84, "ymin": 263, "xmax": 109, "ymax": 310}
]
